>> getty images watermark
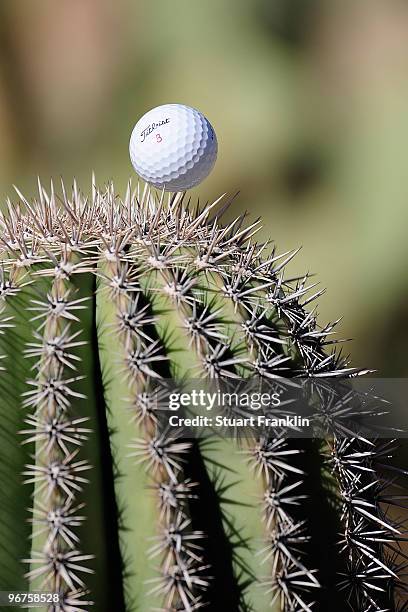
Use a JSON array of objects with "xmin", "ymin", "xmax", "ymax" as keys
[
  {"xmin": 167, "ymin": 388, "xmax": 311, "ymax": 430},
  {"xmin": 149, "ymin": 378, "xmax": 408, "ymax": 439}
]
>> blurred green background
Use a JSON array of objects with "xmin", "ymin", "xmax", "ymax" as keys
[{"xmin": 0, "ymin": 0, "xmax": 407, "ymax": 375}]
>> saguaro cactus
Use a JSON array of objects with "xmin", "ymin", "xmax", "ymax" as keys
[{"xmin": 0, "ymin": 179, "xmax": 405, "ymax": 611}]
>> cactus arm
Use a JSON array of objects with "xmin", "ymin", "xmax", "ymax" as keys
[{"xmin": 0, "ymin": 179, "xmax": 405, "ymax": 612}]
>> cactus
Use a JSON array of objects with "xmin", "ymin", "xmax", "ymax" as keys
[{"xmin": 0, "ymin": 178, "xmax": 406, "ymax": 612}]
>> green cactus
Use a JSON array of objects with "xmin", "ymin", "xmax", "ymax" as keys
[{"xmin": 0, "ymin": 179, "xmax": 405, "ymax": 612}]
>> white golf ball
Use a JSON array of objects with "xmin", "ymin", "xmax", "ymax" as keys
[{"xmin": 129, "ymin": 103, "xmax": 217, "ymax": 192}]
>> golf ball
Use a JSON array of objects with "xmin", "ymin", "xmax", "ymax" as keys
[{"xmin": 129, "ymin": 103, "xmax": 217, "ymax": 192}]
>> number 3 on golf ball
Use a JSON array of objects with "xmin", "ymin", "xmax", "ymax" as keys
[{"xmin": 129, "ymin": 103, "xmax": 218, "ymax": 192}]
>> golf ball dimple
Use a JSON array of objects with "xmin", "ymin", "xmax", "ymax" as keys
[{"xmin": 129, "ymin": 104, "xmax": 218, "ymax": 192}]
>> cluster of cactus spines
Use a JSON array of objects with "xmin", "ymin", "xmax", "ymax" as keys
[
  {"xmin": 334, "ymin": 435, "xmax": 408, "ymax": 611},
  {"xmin": 0, "ymin": 178, "xmax": 406, "ymax": 611}
]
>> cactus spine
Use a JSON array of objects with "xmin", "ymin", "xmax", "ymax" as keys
[{"xmin": 0, "ymin": 179, "xmax": 406, "ymax": 611}]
